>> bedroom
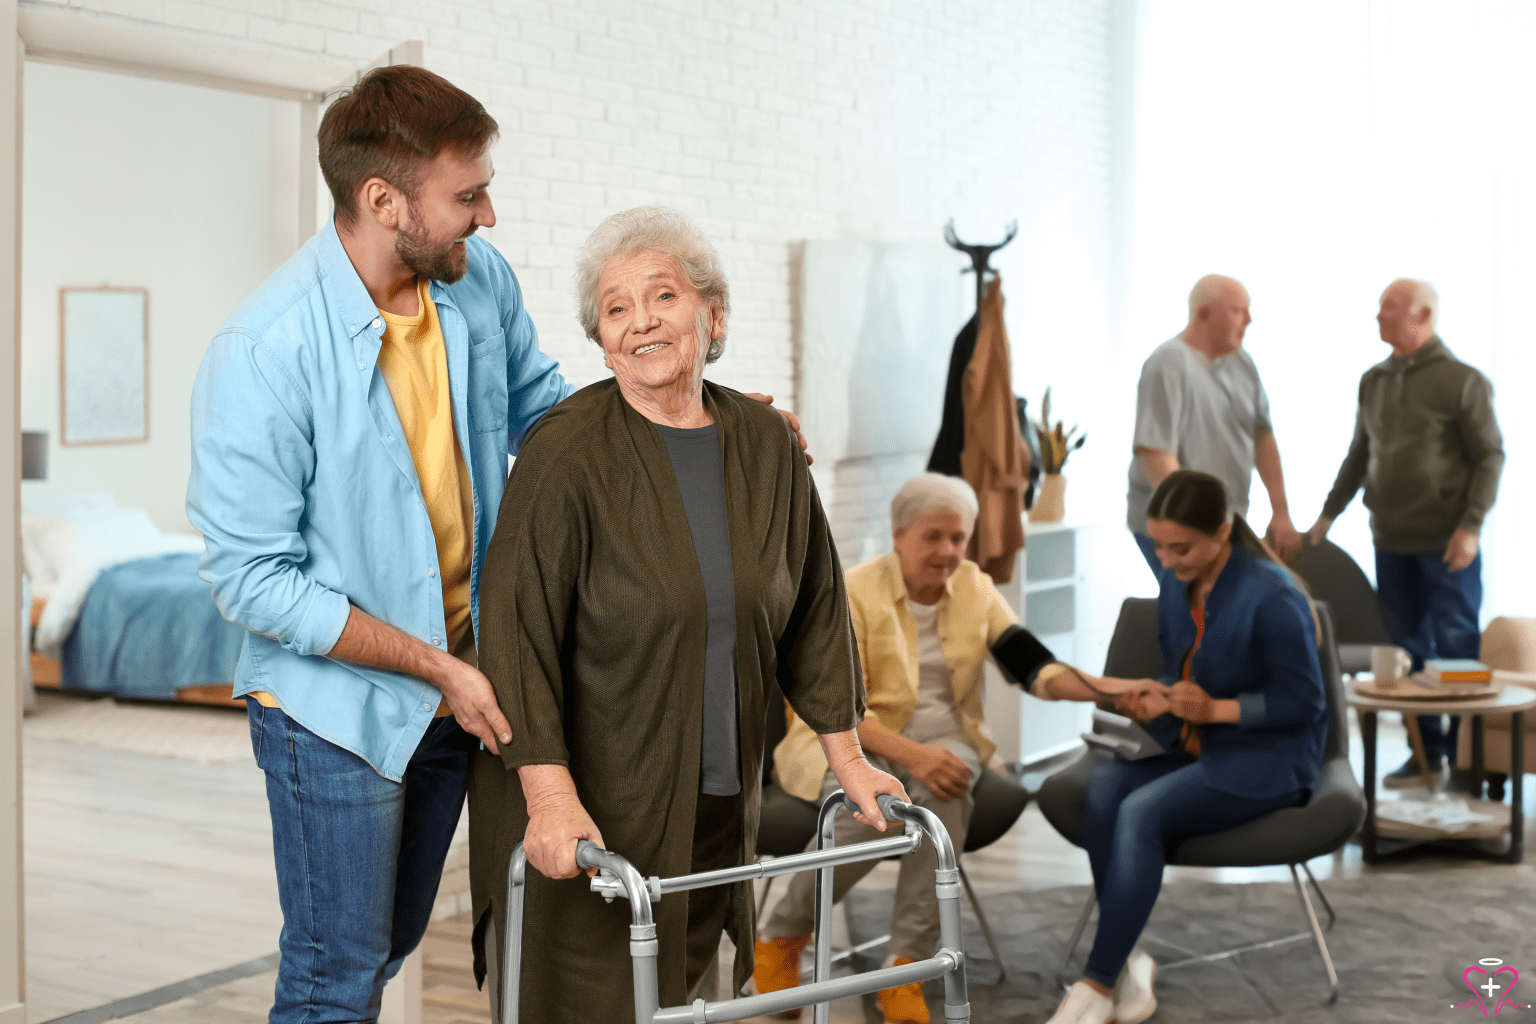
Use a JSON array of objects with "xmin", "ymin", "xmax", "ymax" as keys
[{"xmin": 19, "ymin": 57, "xmax": 300, "ymax": 708}]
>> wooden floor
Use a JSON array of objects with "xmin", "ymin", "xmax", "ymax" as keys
[
  {"xmin": 23, "ymin": 706, "xmax": 1532, "ymax": 1024},
  {"xmin": 22, "ymin": 730, "xmax": 283, "ymax": 1023}
]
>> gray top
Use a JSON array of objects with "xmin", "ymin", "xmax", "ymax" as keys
[
  {"xmin": 1126, "ymin": 334, "xmax": 1272, "ymax": 533},
  {"xmin": 657, "ymin": 422, "xmax": 741, "ymax": 796},
  {"xmin": 1320, "ymin": 337, "xmax": 1503, "ymax": 551}
]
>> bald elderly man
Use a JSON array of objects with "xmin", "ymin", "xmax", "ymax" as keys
[
  {"xmin": 1309, "ymin": 279, "xmax": 1504, "ymax": 787},
  {"xmin": 1127, "ymin": 275, "xmax": 1301, "ymax": 575}
]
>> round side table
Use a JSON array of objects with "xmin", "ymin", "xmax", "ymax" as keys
[{"xmin": 1347, "ymin": 681, "xmax": 1534, "ymax": 863}]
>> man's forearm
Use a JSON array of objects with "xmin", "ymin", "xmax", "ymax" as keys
[
  {"xmin": 326, "ymin": 604, "xmax": 453, "ymax": 686},
  {"xmin": 1320, "ymin": 420, "xmax": 1370, "ymax": 520},
  {"xmin": 1135, "ymin": 447, "xmax": 1179, "ymax": 488},
  {"xmin": 1253, "ymin": 430, "xmax": 1290, "ymax": 517}
]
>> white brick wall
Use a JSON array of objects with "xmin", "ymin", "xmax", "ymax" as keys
[{"xmin": 24, "ymin": 0, "xmax": 1112, "ymax": 408}]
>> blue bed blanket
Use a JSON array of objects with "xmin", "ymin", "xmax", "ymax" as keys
[{"xmin": 60, "ymin": 552, "xmax": 246, "ymax": 700}]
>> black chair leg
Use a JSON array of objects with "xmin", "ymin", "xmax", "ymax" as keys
[
  {"xmin": 1059, "ymin": 891, "xmax": 1096, "ymax": 979},
  {"xmin": 1300, "ymin": 861, "xmax": 1336, "ymax": 931},
  {"xmin": 1289, "ymin": 863, "xmax": 1340, "ymax": 1005},
  {"xmin": 958, "ymin": 863, "xmax": 1006, "ymax": 984},
  {"xmin": 756, "ymin": 872, "xmax": 775, "ymax": 919}
]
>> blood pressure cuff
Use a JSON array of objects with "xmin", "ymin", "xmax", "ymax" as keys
[{"xmin": 991, "ymin": 624, "xmax": 1057, "ymax": 689}]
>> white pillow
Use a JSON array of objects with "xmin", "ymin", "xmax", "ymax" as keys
[
  {"xmin": 20, "ymin": 515, "xmax": 75, "ymax": 595},
  {"xmin": 67, "ymin": 506, "xmax": 165, "ymax": 562}
]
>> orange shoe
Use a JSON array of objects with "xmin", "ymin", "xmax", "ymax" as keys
[
  {"xmin": 753, "ymin": 934, "xmax": 811, "ymax": 1019},
  {"xmin": 876, "ymin": 957, "xmax": 930, "ymax": 1024}
]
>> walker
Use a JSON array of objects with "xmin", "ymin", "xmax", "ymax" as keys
[{"xmin": 500, "ymin": 792, "xmax": 972, "ymax": 1024}]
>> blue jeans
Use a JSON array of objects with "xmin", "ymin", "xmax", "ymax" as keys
[
  {"xmin": 1374, "ymin": 549, "xmax": 1483, "ymax": 763},
  {"xmin": 1079, "ymin": 754, "xmax": 1304, "ymax": 987},
  {"xmin": 248, "ymin": 700, "xmax": 473, "ymax": 1023},
  {"xmin": 1133, "ymin": 532, "xmax": 1161, "ymax": 578}
]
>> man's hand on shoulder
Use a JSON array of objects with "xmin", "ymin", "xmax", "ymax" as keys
[{"xmin": 744, "ymin": 392, "xmax": 812, "ymax": 466}]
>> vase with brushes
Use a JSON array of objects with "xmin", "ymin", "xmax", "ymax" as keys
[{"xmin": 1028, "ymin": 387, "xmax": 1086, "ymax": 523}]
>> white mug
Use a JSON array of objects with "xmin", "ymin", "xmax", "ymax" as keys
[{"xmin": 1370, "ymin": 644, "xmax": 1412, "ymax": 681}]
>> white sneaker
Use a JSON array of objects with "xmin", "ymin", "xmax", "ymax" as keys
[
  {"xmin": 1113, "ymin": 950, "xmax": 1157, "ymax": 1024},
  {"xmin": 1043, "ymin": 980, "xmax": 1115, "ymax": 1024}
]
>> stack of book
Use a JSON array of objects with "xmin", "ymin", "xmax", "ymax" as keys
[{"xmin": 1424, "ymin": 659, "xmax": 1493, "ymax": 693}]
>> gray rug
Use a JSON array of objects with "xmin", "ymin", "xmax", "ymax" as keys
[{"xmin": 844, "ymin": 870, "xmax": 1536, "ymax": 1023}]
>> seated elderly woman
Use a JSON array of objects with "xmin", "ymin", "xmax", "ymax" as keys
[
  {"xmin": 467, "ymin": 206, "xmax": 908, "ymax": 1023},
  {"xmin": 756, "ymin": 472, "xmax": 1065, "ymax": 1024},
  {"xmin": 1035, "ymin": 469, "xmax": 1327, "ymax": 1024}
]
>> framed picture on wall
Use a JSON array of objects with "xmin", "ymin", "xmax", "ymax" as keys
[{"xmin": 59, "ymin": 286, "xmax": 149, "ymax": 445}]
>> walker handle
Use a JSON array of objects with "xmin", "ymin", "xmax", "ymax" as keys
[
  {"xmin": 843, "ymin": 792, "xmax": 907, "ymax": 824},
  {"xmin": 574, "ymin": 839, "xmax": 606, "ymax": 872}
]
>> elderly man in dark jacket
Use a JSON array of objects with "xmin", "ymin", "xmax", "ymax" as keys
[{"xmin": 1309, "ymin": 278, "xmax": 1504, "ymax": 785}]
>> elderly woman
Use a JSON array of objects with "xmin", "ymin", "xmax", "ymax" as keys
[
  {"xmin": 467, "ymin": 206, "xmax": 906, "ymax": 1022},
  {"xmin": 1036, "ymin": 470, "xmax": 1326, "ymax": 1024},
  {"xmin": 757, "ymin": 472, "xmax": 1064, "ymax": 1024}
]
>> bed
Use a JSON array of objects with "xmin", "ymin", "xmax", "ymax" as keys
[{"xmin": 23, "ymin": 496, "xmax": 246, "ymax": 706}]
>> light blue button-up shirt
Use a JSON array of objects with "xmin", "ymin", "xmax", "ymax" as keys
[{"xmin": 187, "ymin": 221, "xmax": 573, "ymax": 781}]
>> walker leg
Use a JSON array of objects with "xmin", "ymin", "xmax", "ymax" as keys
[
  {"xmin": 500, "ymin": 845, "xmax": 528, "ymax": 1024},
  {"xmin": 811, "ymin": 793, "xmax": 843, "ymax": 1024},
  {"xmin": 887, "ymin": 802, "xmax": 969, "ymax": 1023},
  {"xmin": 630, "ymin": 923, "xmax": 660, "ymax": 1024}
]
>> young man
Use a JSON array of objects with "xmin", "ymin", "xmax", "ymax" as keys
[{"xmin": 189, "ymin": 66, "xmax": 800, "ymax": 1021}]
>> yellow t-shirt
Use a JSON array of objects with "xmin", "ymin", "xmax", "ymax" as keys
[
  {"xmin": 377, "ymin": 278, "xmax": 477, "ymax": 657},
  {"xmin": 250, "ymin": 278, "xmax": 472, "ymax": 718}
]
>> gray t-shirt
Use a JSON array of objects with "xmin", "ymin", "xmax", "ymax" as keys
[
  {"xmin": 1126, "ymin": 335, "xmax": 1272, "ymax": 533},
  {"xmin": 656, "ymin": 422, "xmax": 741, "ymax": 796}
]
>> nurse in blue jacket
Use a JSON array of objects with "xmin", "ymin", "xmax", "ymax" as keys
[{"xmin": 1040, "ymin": 470, "xmax": 1328, "ymax": 1024}]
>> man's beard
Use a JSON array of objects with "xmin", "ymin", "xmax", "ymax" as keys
[{"xmin": 395, "ymin": 215, "xmax": 468, "ymax": 284}]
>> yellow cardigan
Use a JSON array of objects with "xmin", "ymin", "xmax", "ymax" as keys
[{"xmin": 775, "ymin": 552, "xmax": 1017, "ymax": 802}]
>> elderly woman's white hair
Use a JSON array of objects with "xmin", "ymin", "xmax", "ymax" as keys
[
  {"xmin": 890, "ymin": 473, "xmax": 979, "ymax": 534},
  {"xmin": 573, "ymin": 205, "xmax": 731, "ymax": 363}
]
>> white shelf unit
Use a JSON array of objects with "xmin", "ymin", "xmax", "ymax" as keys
[{"xmin": 983, "ymin": 520, "xmax": 1123, "ymax": 765}]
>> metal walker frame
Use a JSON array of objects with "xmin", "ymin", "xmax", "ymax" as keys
[{"xmin": 501, "ymin": 792, "xmax": 972, "ymax": 1024}]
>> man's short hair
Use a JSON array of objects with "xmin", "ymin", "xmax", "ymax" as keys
[{"xmin": 318, "ymin": 66, "xmax": 499, "ymax": 229}]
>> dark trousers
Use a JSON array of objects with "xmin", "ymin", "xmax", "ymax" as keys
[
  {"xmin": 1079, "ymin": 754, "xmax": 1303, "ymax": 987},
  {"xmin": 1374, "ymin": 549, "xmax": 1483, "ymax": 763}
]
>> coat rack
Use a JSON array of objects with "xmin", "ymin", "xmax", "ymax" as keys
[{"xmin": 944, "ymin": 218, "xmax": 1018, "ymax": 314}]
